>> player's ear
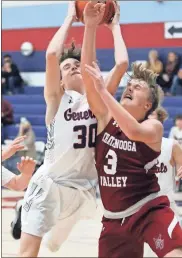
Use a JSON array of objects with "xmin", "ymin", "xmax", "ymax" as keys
[
  {"xmin": 60, "ymin": 80, "xmax": 65, "ymax": 91},
  {"xmin": 144, "ymin": 102, "xmax": 152, "ymax": 111}
]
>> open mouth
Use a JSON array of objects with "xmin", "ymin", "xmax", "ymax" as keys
[
  {"xmin": 71, "ymin": 72, "xmax": 80, "ymax": 76},
  {"xmin": 124, "ymin": 94, "xmax": 133, "ymax": 100}
]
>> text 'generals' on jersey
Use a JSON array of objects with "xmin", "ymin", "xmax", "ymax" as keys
[
  {"xmin": 102, "ymin": 132, "xmax": 137, "ymax": 152},
  {"xmin": 64, "ymin": 108, "xmax": 96, "ymax": 121}
]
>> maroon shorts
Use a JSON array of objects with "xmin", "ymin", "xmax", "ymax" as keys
[{"xmin": 99, "ymin": 196, "xmax": 182, "ymax": 258}]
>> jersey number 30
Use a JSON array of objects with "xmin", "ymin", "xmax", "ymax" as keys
[{"xmin": 73, "ymin": 124, "xmax": 97, "ymax": 149}]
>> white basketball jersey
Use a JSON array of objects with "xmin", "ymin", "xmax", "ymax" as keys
[
  {"xmin": 37, "ymin": 90, "xmax": 98, "ymax": 190},
  {"xmin": 156, "ymin": 137, "xmax": 175, "ymax": 201}
]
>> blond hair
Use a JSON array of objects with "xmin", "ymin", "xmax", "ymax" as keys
[
  {"xmin": 131, "ymin": 63, "xmax": 163, "ymax": 114},
  {"xmin": 155, "ymin": 106, "xmax": 169, "ymax": 123},
  {"xmin": 60, "ymin": 41, "xmax": 81, "ymax": 64}
]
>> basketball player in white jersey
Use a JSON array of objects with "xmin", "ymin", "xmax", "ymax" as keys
[
  {"xmin": 2, "ymin": 136, "xmax": 36, "ymax": 190},
  {"xmin": 144, "ymin": 106, "xmax": 182, "ymax": 257},
  {"xmin": 19, "ymin": 2, "xmax": 128, "ymax": 257}
]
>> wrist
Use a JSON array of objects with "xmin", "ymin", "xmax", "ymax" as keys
[
  {"xmin": 64, "ymin": 16, "xmax": 74, "ymax": 25},
  {"xmin": 99, "ymin": 87, "xmax": 107, "ymax": 95},
  {"xmin": 112, "ymin": 23, "xmax": 120, "ymax": 32},
  {"xmin": 85, "ymin": 23, "xmax": 97, "ymax": 30},
  {"xmin": 20, "ymin": 173, "xmax": 32, "ymax": 180}
]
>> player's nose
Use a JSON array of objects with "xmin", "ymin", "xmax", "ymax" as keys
[
  {"xmin": 128, "ymin": 85, "xmax": 133, "ymax": 93},
  {"xmin": 71, "ymin": 65, "xmax": 77, "ymax": 71}
]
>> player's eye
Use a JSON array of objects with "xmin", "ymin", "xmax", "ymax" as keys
[
  {"xmin": 63, "ymin": 64, "xmax": 71, "ymax": 70},
  {"xmin": 75, "ymin": 62, "xmax": 80, "ymax": 68},
  {"xmin": 135, "ymin": 85, "xmax": 141, "ymax": 90}
]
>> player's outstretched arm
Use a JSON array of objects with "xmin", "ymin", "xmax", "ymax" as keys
[
  {"xmin": 81, "ymin": 2, "xmax": 108, "ymax": 119},
  {"xmin": 3, "ymin": 157, "xmax": 36, "ymax": 191},
  {"xmin": 105, "ymin": 1, "xmax": 128, "ymax": 95},
  {"xmin": 85, "ymin": 62, "xmax": 163, "ymax": 144},
  {"xmin": 44, "ymin": 2, "xmax": 77, "ymax": 110},
  {"xmin": 2, "ymin": 136, "xmax": 26, "ymax": 161},
  {"xmin": 172, "ymin": 141, "xmax": 182, "ymax": 178}
]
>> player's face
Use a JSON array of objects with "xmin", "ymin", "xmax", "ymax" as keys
[
  {"xmin": 60, "ymin": 58, "xmax": 83, "ymax": 89},
  {"xmin": 121, "ymin": 79, "xmax": 152, "ymax": 115}
]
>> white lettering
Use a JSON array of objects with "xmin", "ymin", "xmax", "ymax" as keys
[
  {"xmin": 132, "ymin": 142, "xmax": 137, "ymax": 152},
  {"xmin": 122, "ymin": 177, "xmax": 127, "ymax": 187},
  {"xmin": 100, "ymin": 176, "xmax": 128, "ymax": 188},
  {"xmin": 103, "ymin": 133, "xmax": 110, "ymax": 143},
  {"xmin": 103, "ymin": 176, "xmax": 107, "ymax": 186},
  {"xmin": 100, "ymin": 176, "xmax": 103, "ymax": 186},
  {"xmin": 116, "ymin": 177, "xmax": 121, "ymax": 187},
  {"xmin": 102, "ymin": 133, "xmax": 137, "ymax": 152},
  {"xmin": 107, "ymin": 177, "xmax": 112, "ymax": 187},
  {"xmin": 128, "ymin": 141, "xmax": 131, "ymax": 151},
  {"xmin": 111, "ymin": 177, "xmax": 117, "ymax": 187}
]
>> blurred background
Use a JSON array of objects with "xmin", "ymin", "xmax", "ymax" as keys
[{"xmin": 2, "ymin": 1, "xmax": 182, "ymax": 184}]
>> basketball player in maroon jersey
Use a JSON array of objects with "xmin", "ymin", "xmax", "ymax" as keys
[
  {"xmin": 16, "ymin": 2, "xmax": 129, "ymax": 257},
  {"xmin": 81, "ymin": 2, "xmax": 182, "ymax": 257}
]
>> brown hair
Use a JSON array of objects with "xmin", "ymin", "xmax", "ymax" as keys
[
  {"xmin": 131, "ymin": 63, "xmax": 163, "ymax": 115},
  {"xmin": 60, "ymin": 41, "xmax": 81, "ymax": 64},
  {"xmin": 155, "ymin": 106, "xmax": 169, "ymax": 124}
]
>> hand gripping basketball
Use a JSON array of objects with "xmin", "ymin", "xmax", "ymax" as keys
[{"xmin": 76, "ymin": 0, "xmax": 115, "ymax": 25}]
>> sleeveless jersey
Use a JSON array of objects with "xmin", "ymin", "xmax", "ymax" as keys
[
  {"xmin": 95, "ymin": 119, "xmax": 160, "ymax": 214},
  {"xmin": 36, "ymin": 90, "xmax": 98, "ymax": 190},
  {"xmin": 156, "ymin": 137, "xmax": 175, "ymax": 201}
]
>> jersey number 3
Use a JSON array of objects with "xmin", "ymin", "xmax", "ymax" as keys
[
  {"xmin": 104, "ymin": 149, "xmax": 118, "ymax": 175},
  {"xmin": 73, "ymin": 124, "xmax": 97, "ymax": 149}
]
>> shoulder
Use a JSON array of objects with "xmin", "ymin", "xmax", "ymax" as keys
[
  {"xmin": 142, "ymin": 119, "xmax": 163, "ymax": 132},
  {"xmin": 172, "ymin": 140, "xmax": 182, "ymax": 162},
  {"xmin": 173, "ymin": 140, "xmax": 182, "ymax": 151},
  {"xmin": 170, "ymin": 126, "xmax": 177, "ymax": 133}
]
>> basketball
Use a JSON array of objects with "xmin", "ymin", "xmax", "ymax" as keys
[{"xmin": 75, "ymin": 1, "xmax": 115, "ymax": 24}]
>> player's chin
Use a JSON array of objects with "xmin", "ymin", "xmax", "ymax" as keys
[
  {"xmin": 120, "ymin": 98, "xmax": 133, "ymax": 106},
  {"xmin": 72, "ymin": 73, "xmax": 82, "ymax": 80}
]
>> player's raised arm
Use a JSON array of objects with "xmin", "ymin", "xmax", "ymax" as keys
[
  {"xmin": 81, "ymin": 2, "xmax": 108, "ymax": 118},
  {"xmin": 85, "ymin": 62, "xmax": 163, "ymax": 145},
  {"xmin": 45, "ymin": 2, "xmax": 77, "ymax": 123},
  {"xmin": 104, "ymin": 1, "xmax": 128, "ymax": 95}
]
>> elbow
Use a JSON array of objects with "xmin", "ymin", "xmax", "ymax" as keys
[
  {"xmin": 116, "ymin": 60, "xmax": 129, "ymax": 71},
  {"xmin": 11, "ymin": 183, "xmax": 26, "ymax": 191},
  {"xmin": 14, "ymin": 184, "xmax": 27, "ymax": 191},
  {"xmin": 81, "ymin": 65, "xmax": 87, "ymax": 79},
  {"xmin": 125, "ymin": 128, "xmax": 140, "ymax": 142},
  {"xmin": 46, "ymin": 50, "xmax": 57, "ymax": 60}
]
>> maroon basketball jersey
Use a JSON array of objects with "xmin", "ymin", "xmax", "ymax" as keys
[{"xmin": 95, "ymin": 119, "xmax": 160, "ymax": 212}]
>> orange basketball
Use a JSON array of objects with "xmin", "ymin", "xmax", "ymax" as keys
[{"xmin": 75, "ymin": 1, "xmax": 115, "ymax": 24}]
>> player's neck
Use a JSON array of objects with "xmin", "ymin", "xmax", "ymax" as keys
[
  {"xmin": 66, "ymin": 82, "xmax": 85, "ymax": 95},
  {"xmin": 125, "ymin": 107, "xmax": 146, "ymax": 122}
]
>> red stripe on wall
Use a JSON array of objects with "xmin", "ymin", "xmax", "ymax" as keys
[{"xmin": 2, "ymin": 23, "xmax": 182, "ymax": 51}]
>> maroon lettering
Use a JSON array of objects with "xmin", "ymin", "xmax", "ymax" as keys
[
  {"xmin": 156, "ymin": 160, "xmax": 167, "ymax": 173},
  {"xmin": 64, "ymin": 108, "xmax": 72, "ymax": 121}
]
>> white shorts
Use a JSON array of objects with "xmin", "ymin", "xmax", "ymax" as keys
[{"xmin": 21, "ymin": 174, "xmax": 97, "ymax": 247}]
